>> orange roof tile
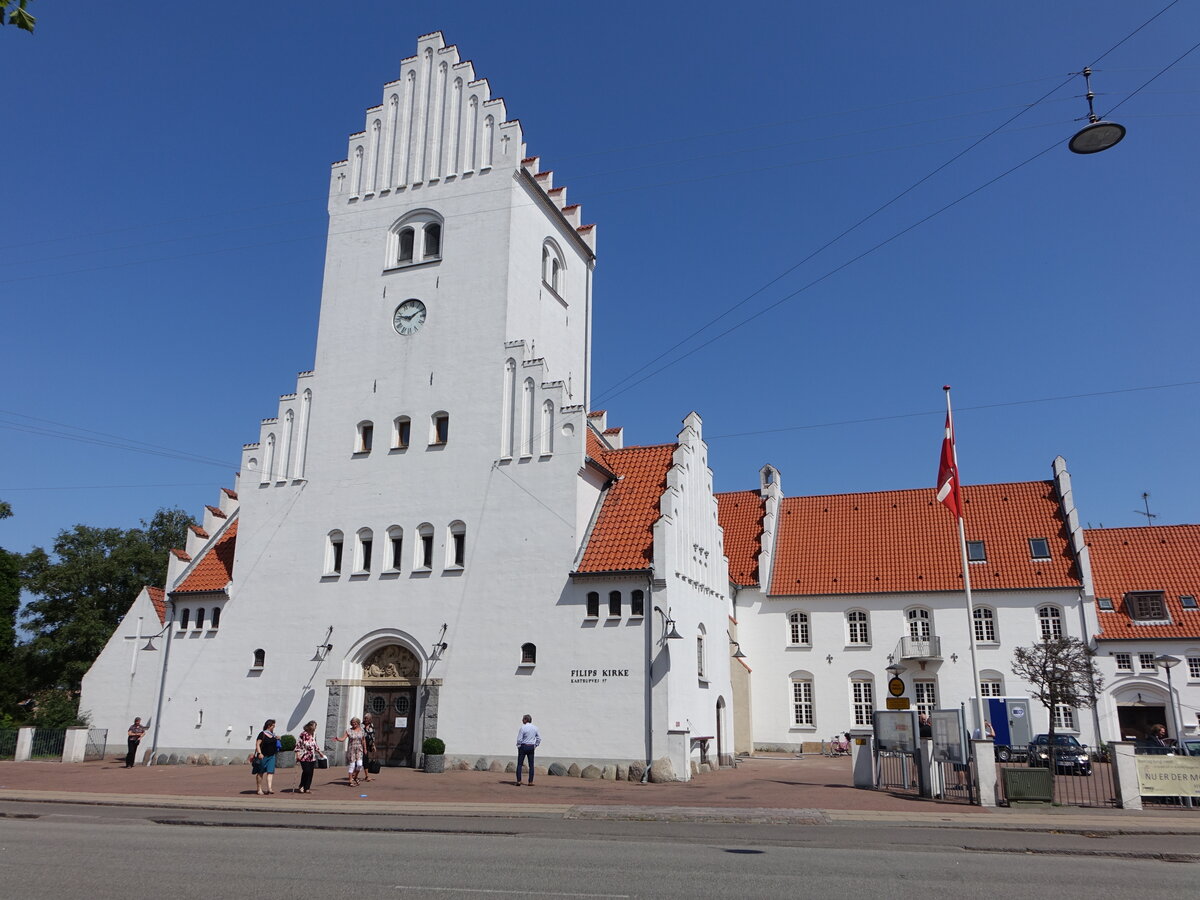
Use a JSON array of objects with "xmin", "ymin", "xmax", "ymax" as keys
[
  {"xmin": 169, "ymin": 548, "xmax": 191, "ymax": 562},
  {"xmin": 577, "ymin": 443, "xmax": 676, "ymax": 574},
  {"xmin": 222, "ymin": 487, "xmax": 238, "ymax": 500},
  {"xmin": 148, "ymin": 586, "xmax": 166, "ymax": 624},
  {"xmin": 717, "ymin": 491, "xmax": 765, "ymax": 586},
  {"xmin": 1087, "ymin": 525, "xmax": 1200, "ymax": 640},
  {"xmin": 174, "ymin": 520, "xmax": 238, "ymax": 594},
  {"xmin": 587, "ymin": 410, "xmax": 606, "ymax": 418},
  {"xmin": 769, "ymin": 481, "xmax": 1079, "ymax": 596},
  {"xmin": 205, "ymin": 505, "xmax": 227, "ymax": 519},
  {"xmin": 188, "ymin": 524, "xmax": 209, "ymax": 539}
]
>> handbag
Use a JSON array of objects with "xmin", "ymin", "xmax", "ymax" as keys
[
  {"xmin": 367, "ymin": 759, "xmax": 382, "ymax": 774},
  {"xmin": 316, "ymin": 755, "xmax": 329, "ymax": 769}
]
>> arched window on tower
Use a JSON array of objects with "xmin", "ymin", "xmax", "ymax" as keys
[
  {"xmin": 541, "ymin": 239, "xmax": 565, "ymax": 298},
  {"xmin": 387, "ymin": 210, "xmax": 444, "ymax": 268}
]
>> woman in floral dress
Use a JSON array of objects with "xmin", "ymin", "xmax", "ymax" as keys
[
  {"xmin": 295, "ymin": 720, "xmax": 322, "ymax": 794},
  {"xmin": 333, "ymin": 716, "xmax": 367, "ymax": 786}
]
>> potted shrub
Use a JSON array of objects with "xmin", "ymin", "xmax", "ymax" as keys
[
  {"xmin": 422, "ymin": 736, "xmax": 445, "ymax": 773},
  {"xmin": 277, "ymin": 733, "xmax": 297, "ymax": 768}
]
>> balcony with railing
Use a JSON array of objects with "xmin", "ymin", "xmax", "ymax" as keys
[{"xmin": 895, "ymin": 634, "xmax": 942, "ymax": 661}]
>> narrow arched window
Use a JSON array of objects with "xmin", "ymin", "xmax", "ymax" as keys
[
  {"xmin": 448, "ymin": 520, "xmax": 466, "ymax": 568},
  {"xmin": 195, "ymin": 608, "xmax": 205, "ymax": 630},
  {"xmin": 327, "ymin": 531, "xmax": 344, "ymax": 575},
  {"xmin": 356, "ymin": 421, "xmax": 374, "ymax": 454},
  {"xmin": 788, "ymin": 611, "xmax": 810, "ymax": 646},
  {"xmin": 178, "ymin": 608, "xmax": 190, "ymax": 630},
  {"xmin": 608, "ymin": 591, "xmax": 621, "ymax": 617},
  {"xmin": 210, "ymin": 606, "xmax": 221, "ymax": 629},
  {"xmin": 393, "ymin": 416, "xmax": 411, "ymax": 450},
  {"xmin": 521, "ymin": 642, "xmax": 536, "ymax": 665},
  {"xmin": 630, "ymin": 590, "xmax": 645, "ymax": 617},
  {"xmin": 540, "ymin": 400, "xmax": 554, "ymax": 455},
  {"xmin": 356, "ymin": 528, "xmax": 374, "ymax": 573},
  {"xmin": 586, "ymin": 592, "xmax": 599, "ymax": 618},
  {"xmin": 253, "ymin": 649, "xmax": 265, "ymax": 669},
  {"xmin": 417, "ymin": 523, "xmax": 434, "ymax": 570},
  {"xmin": 423, "ymin": 222, "xmax": 441, "ymax": 259},
  {"xmin": 387, "ymin": 526, "xmax": 404, "ymax": 571},
  {"xmin": 397, "ymin": 228, "xmax": 415, "ymax": 264},
  {"xmin": 907, "ymin": 607, "xmax": 932, "ymax": 640},
  {"xmin": 431, "ymin": 412, "xmax": 449, "ymax": 445}
]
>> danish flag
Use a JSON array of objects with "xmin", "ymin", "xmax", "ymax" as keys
[{"xmin": 936, "ymin": 413, "xmax": 962, "ymax": 518}]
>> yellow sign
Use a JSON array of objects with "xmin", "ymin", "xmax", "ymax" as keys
[
  {"xmin": 888, "ymin": 677, "xmax": 905, "ymax": 697},
  {"xmin": 1136, "ymin": 755, "xmax": 1200, "ymax": 797},
  {"xmin": 886, "ymin": 697, "xmax": 910, "ymax": 710}
]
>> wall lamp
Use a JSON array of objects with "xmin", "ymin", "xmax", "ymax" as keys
[
  {"xmin": 654, "ymin": 606, "xmax": 682, "ymax": 640},
  {"xmin": 728, "ymin": 636, "xmax": 747, "ymax": 660},
  {"xmin": 311, "ymin": 626, "xmax": 334, "ymax": 662}
]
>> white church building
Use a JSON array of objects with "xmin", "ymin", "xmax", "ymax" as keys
[{"xmin": 81, "ymin": 32, "xmax": 1199, "ymax": 773}]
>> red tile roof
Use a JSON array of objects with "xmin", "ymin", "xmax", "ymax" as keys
[
  {"xmin": 717, "ymin": 491, "xmax": 765, "ymax": 586},
  {"xmin": 769, "ymin": 481, "xmax": 1079, "ymax": 596},
  {"xmin": 174, "ymin": 520, "xmax": 238, "ymax": 594},
  {"xmin": 169, "ymin": 548, "xmax": 191, "ymax": 562},
  {"xmin": 148, "ymin": 586, "xmax": 166, "ymax": 624},
  {"xmin": 222, "ymin": 487, "xmax": 238, "ymax": 500},
  {"xmin": 586, "ymin": 426, "xmax": 609, "ymax": 460},
  {"xmin": 188, "ymin": 525, "xmax": 209, "ymax": 539},
  {"xmin": 1087, "ymin": 525, "xmax": 1200, "ymax": 640},
  {"xmin": 577, "ymin": 443, "xmax": 675, "ymax": 574}
]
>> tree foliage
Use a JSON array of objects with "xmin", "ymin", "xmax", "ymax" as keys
[
  {"xmin": 1011, "ymin": 636, "xmax": 1103, "ymax": 781},
  {"xmin": 1, "ymin": 0, "xmax": 36, "ymax": 32},
  {"xmin": 0, "ymin": 499, "xmax": 27, "ymax": 720},
  {"xmin": 20, "ymin": 507, "xmax": 194, "ymax": 692}
]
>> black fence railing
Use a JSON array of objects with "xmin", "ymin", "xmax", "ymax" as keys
[
  {"xmin": 996, "ymin": 757, "xmax": 1118, "ymax": 808},
  {"xmin": 0, "ymin": 729, "xmax": 16, "ymax": 760}
]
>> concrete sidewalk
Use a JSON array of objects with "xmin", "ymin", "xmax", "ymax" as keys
[{"xmin": 2, "ymin": 755, "xmax": 1198, "ymax": 833}]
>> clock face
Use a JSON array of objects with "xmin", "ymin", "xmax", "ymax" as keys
[{"xmin": 393, "ymin": 299, "xmax": 427, "ymax": 336}]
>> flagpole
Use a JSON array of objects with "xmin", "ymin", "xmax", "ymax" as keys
[{"xmin": 943, "ymin": 387, "xmax": 988, "ymax": 747}]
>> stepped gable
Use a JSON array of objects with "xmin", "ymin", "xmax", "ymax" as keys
[
  {"xmin": 717, "ymin": 490, "xmax": 766, "ymax": 586},
  {"xmin": 148, "ymin": 586, "xmax": 166, "ymax": 625},
  {"xmin": 1087, "ymin": 524, "xmax": 1200, "ymax": 640},
  {"xmin": 174, "ymin": 520, "xmax": 239, "ymax": 594},
  {"xmin": 769, "ymin": 481, "xmax": 1079, "ymax": 596},
  {"xmin": 577, "ymin": 442, "xmax": 677, "ymax": 574}
]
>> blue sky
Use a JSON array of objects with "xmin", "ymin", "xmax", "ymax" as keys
[{"xmin": 2, "ymin": 1, "xmax": 1197, "ymax": 559}]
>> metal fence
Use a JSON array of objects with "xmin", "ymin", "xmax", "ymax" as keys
[
  {"xmin": 29, "ymin": 727, "xmax": 66, "ymax": 760},
  {"xmin": 84, "ymin": 728, "xmax": 108, "ymax": 762},
  {"xmin": 876, "ymin": 749, "xmax": 919, "ymax": 794},
  {"xmin": 931, "ymin": 757, "xmax": 975, "ymax": 805},
  {"xmin": 996, "ymin": 758, "xmax": 1118, "ymax": 808},
  {"xmin": 0, "ymin": 729, "xmax": 16, "ymax": 760}
]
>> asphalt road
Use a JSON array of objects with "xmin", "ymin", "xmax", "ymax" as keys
[{"xmin": 2, "ymin": 804, "xmax": 1196, "ymax": 899}]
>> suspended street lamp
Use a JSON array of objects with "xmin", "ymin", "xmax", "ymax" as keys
[{"xmin": 1069, "ymin": 67, "xmax": 1126, "ymax": 154}]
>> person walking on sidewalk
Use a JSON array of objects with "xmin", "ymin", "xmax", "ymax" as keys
[
  {"xmin": 334, "ymin": 717, "xmax": 367, "ymax": 786},
  {"xmin": 515, "ymin": 713, "xmax": 541, "ymax": 786},
  {"xmin": 253, "ymin": 719, "xmax": 279, "ymax": 794},
  {"xmin": 295, "ymin": 720, "xmax": 322, "ymax": 794},
  {"xmin": 124, "ymin": 717, "xmax": 146, "ymax": 768}
]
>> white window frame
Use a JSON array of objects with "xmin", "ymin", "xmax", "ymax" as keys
[
  {"xmin": 1053, "ymin": 704, "xmax": 1077, "ymax": 731},
  {"xmin": 354, "ymin": 528, "xmax": 373, "ymax": 574},
  {"xmin": 788, "ymin": 611, "xmax": 811, "ymax": 647},
  {"xmin": 326, "ymin": 530, "xmax": 344, "ymax": 575},
  {"xmin": 1138, "ymin": 652, "xmax": 1157, "ymax": 672},
  {"xmin": 1038, "ymin": 605, "xmax": 1063, "ymax": 641},
  {"xmin": 446, "ymin": 520, "xmax": 466, "ymax": 570},
  {"xmin": 386, "ymin": 526, "xmax": 403, "ymax": 572},
  {"xmin": 386, "ymin": 209, "xmax": 444, "ymax": 268},
  {"xmin": 846, "ymin": 609, "xmax": 870, "ymax": 646},
  {"xmin": 979, "ymin": 679, "xmax": 1003, "ymax": 697},
  {"xmin": 356, "ymin": 421, "xmax": 374, "ymax": 454},
  {"xmin": 790, "ymin": 675, "xmax": 815, "ymax": 728},
  {"xmin": 914, "ymin": 680, "xmax": 938, "ymax": 718},
  {"xmin": 415, "ymin": 523, "xmax": 434, "ymax": 571},
  {"xmin": 851, "ymin": 677, "xmax": 874, "ymax": 727},
  {"xmin": 697, "ymin": 628, "xmax": 707, "ymax": 681},
  {"xmin": 907, "ymin": 607, "xmax": 933, "ymax": 641},
  {"xmin": 973, "ymin": 606, "xmax": 997, "ymax": 643},
  {"xmin": 1114, "ymin": 652, "xmax": 1133, "ymax": 673}
]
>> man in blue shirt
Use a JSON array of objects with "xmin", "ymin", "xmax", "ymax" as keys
[{"xmin": 515, "ymin": 714, "xmax": 541, "ymax": 786}]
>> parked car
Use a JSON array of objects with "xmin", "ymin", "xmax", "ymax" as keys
[{"xmin": 1027, "ymin": 734, "xmax": 1092, "ymax": 775}]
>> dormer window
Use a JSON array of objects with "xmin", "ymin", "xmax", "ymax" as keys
[
  {"xmin": 1181, "ymin": 595, "xmax": 1198, "ymax": 610},
  {"xmin": 1028, "ymin": 538, "xmax": 1050, "ymax": 559},
  {"xmin": 1097, "ymin": 597, "xmax": 1114, "ymax": 611},
  {"xmin": 1126, "ymin": 591, "xmax": 1169, "ymax": 622},
  {"xmin": 966, "ymin": 541, "xmax": 986, "ymax": 562}
]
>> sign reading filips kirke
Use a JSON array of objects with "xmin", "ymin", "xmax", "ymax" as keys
[
  {"xmin": 1136, "ymin": 755, "xmax": 1200, "ymax": 797},
  {"xmin": 570, "ymin": 668, "xmax": 630, "ymax": 684}
]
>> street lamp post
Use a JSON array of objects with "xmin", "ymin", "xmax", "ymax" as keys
[{"xmin": 1153, "ymin": 655, "xmax": 1184, "ymax": 749}]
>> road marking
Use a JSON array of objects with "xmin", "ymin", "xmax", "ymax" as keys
[{"xmin": 393, "ymin": 888, "xmax": 630, "ymax": 898}]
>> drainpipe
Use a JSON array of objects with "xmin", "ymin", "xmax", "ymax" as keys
[
  {"xmin": 146, "ymin": 597, "xmax": 174, "ymax": 766},
  {"xmin": 643, "ymin": 572, "xmax": 654, "ymax": 781}
]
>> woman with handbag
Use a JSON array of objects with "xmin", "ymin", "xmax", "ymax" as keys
[
  {"xmin": 252, "ymin": 718, "xmax": 279, "ymax": 795},
  {"xmin": 295, "ymin": 720, "xmax": 323, "ymax": 794}
]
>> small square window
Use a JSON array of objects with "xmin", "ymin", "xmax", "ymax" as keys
[
  {"xmin": 1114, "ymin": 652, "xmax": 1132, "ymax": 672},
  {"xmin": 1028, "ymin": 538, "xmax": 1050, "ymax": 559},
  {"xmin": 1097, "ymin": 597, "xmax": 1114, "ymax": 611},
  {"xmin": 1181, "ymin": 595, "xmax": 1198, "ymax": 610},
  {"xmin": 1138, "ymin": 652, "xmax": 1157, "ymax": 671},
  {"xmin": 966, "ymin": 541, "xmax": 986, "ymax": 562}
]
